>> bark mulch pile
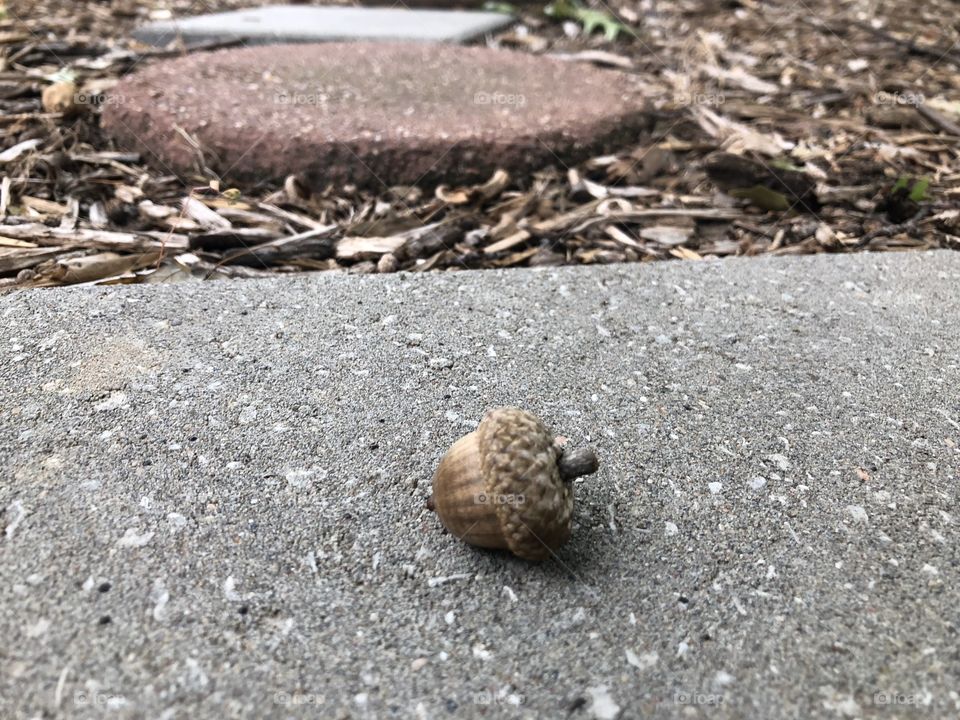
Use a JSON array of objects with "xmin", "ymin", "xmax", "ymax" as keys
[{"xmin": 2, "ymin": 0, "xmax": 958, "ymax": 288}]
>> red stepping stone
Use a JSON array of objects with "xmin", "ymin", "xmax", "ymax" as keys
[{"xmin": 103, "ymin": 42, "xmax": 650, "ymax": 190}]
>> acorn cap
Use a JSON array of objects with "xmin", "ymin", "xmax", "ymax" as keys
[{"xmin": 431, "ymin": 407, "xmax": 588, "ymax": 561}]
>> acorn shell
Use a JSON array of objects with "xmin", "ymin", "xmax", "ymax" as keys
[{"xmin": 431, "ymin": 407, "xmax": 574, "ymax": 561}]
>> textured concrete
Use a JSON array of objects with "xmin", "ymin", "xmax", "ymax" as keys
[
  {"xmin": 102, "ymin": 42, "xmax": 649, "ymax": 189},
  {"xmin": 1, "ymin": 252, "xmax": 959, "ymax": 719},
  {"xmin": 132, "ymin": 5, "xmax": 515, "ymax": 46}
]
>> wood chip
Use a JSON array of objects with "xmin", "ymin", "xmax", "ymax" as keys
[
  {"xmin": 336, "ymin": 236, "xmax": 406, "ymax": 260},
  {"xmin": 483, "ymin": 230, "xmax": 532, "ymax": 255}
]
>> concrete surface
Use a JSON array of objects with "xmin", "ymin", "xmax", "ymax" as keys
[
  {"xmin": 132, "ymin": 5, "xmax": 514, "ymax": 46},
  {"xmin": 1, "ymin": 251, "xmax": 959, "ymax": 719}
]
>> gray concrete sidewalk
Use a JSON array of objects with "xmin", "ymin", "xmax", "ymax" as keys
[{"xmin": 1, "ymin": 252, "xmax": 958, "ymax": 719}]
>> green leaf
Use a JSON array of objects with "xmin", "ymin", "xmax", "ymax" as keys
[
  {"xmin": 545, "ymin": 0, "xmax": 628, "ymax": 41},
  {"xmin": 771, "ymin": 158, "xmax": 805, "ymax": 173},
  {"xmin": 729, "ymin": 185, "xmax": 791, "ymax": 212},
  {"xmin": 482, "ymin": 1, "xmax": 518, "ymax": 13},
  {"xmin": 891, "ymin": 176, "xmax": 931, "ymax": 203},
  {"xmin": 908, "ymin": 178, "xmax": 929, "ymax": 202}
]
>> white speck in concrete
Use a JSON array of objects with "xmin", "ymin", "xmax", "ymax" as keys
[
  {"xmin": 444, "ymin": 611, "xmax": 455, "ymax": 625},
  {"xmin": 152, "ymin": 579, "xmax": 170, "ymax": 622},
  {"xmin": 472, "ymin": 644, "xmax": 493, "ymax": 661},
  {"xmin": 5, "ymin": 500, "xmax": 25, "ymax": 538},
  {"xmin": 846, "ymin": 505, "xmax": 868, "ymax": 523},
  {"xmin": 765, "ymin": 453, "xmax": 790, "ymax": 470},
  {"xmin": 713, "ymin": 671, "xmax": 735, "ymax": 688},
  {"xmin": 223, "ymin": 576, "xmax": 242, "ymax": 601},
  {"xmin": 238, "ymin": 405, "xmax": 257, "ymax": 424},
  {"xmin": 820, "ymin": 687, "xmax": 861, "ymax": 717},
  {"xmin": 166, "ymin": 512, "xmax": 187, "ymax": 533},
  {"xmin": 427, "ymin": 573, "xmax": 472, "ymax": 587},
  {"xmin": 586, "ymin": 685, "xmax": 620, "ymax": 720},
  {"xmin": 708, "ymin": 481, "xmax": 723, "ymax": 494},
  {"xmin": 502, "ymin": 586, "xmax": 518, "ymax": 603},
  {"xmin": 182, "ymin": 658, "xmax": 209, "ymax": 690},
  {"xmin": 26, "ymin": 618, "xmax": 50, "ymax": 638},
  {"xmin": 94, "ymin": 392, "xmax": 128, "ymax": 412},
  {"xmin": 922, "ymin": 564, "xmax": 939, "ymax": 576},
  {"xmin": 749, "ymin": 476, "xmax": 767, "ymax": 491},
  {"xmin": 105, "ymin": 696, "xmax": 128, "ymax": 710},
  {"xmin": 414, "ymin": 545, "xmax": 433, "ymax": 562},
  {"xmin": 677, "ymin": 641, "xmax": 689, "ymax": 657},
  {"xmin": 428, "ymin": 357, "xmax": 453, "ymax": 369},
  {"xmin": 285, "ymin": 467, "xmax": 325, "ymax": 489},
  {"xmin": 118, "ymin": 528, "xmax": 154, "ymax": 547},
  {"xmin": 626, "ymin": 649, "xmax": 658, "ymax": 670},
  {"xmin": 411, "ymin": 657, "xmax": 428, "ymax": 672}
]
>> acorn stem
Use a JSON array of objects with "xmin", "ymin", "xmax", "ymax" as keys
[{"xmin": 557, "ymin": 447, "xmax": 599, "ymax": 482}]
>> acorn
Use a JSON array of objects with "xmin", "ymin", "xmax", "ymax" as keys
[
  {"xmin": 42, "ymin": 81, "xmax": 79, "ymax": 116},
  {"xmin": 428, "ymin": 407, "xmax": 599, "ymax": 561}
]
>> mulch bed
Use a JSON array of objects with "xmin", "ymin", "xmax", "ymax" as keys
[{"xmin": 2, "ymin": 0, "xmax": 958, "ymax": 288}]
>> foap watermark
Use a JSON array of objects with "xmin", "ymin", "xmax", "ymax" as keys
[
  {"xmin": 74, "ymin": 91, "xmax": 126, "ymax": 107},
  {"xmin": 73, "ymin": 691, "xmax": 127, "ymax": 708},
  {"xmin": 874, "ymin": 90, "xmax": 925, "ymax": 108},
  {"xmin": 674, "ymin": 691, "xmax": 725, "ymax": 706},
  {"xmin": 472, "ymin": 689, "xmax": 524, "ymax": 707},
  {"xmin": 474, "ymin": 492, "xmax": 525, "ymax": 507},
  {"xmin": 274, "ymin": 91, "xmax": 330, "ymax": 107},
  {"xmin": 274, "ymin": 691, "xmax": 325, "ymax": 706},
  {"xmin": 873, "ymin": 691, "xmax": 927, "ymax": 706},
  {"xmin": 675, "ymin": 91, "xmax": 725, "ymax": 107},
  {"xmin": 474, "ymin": 91, "xmax": 526, "ymax": 107}
]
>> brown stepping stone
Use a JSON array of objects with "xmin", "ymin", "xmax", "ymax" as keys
[{"xmin": 103, "ymin": 43, "xmax": 650, "ymax": 190}]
